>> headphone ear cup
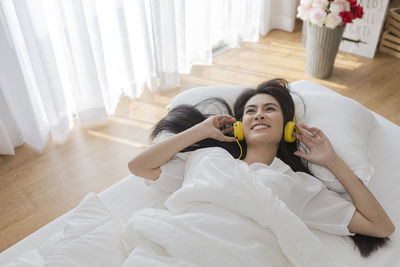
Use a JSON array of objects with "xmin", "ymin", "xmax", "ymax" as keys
[
  {"xmin": 284, "ymin": 121, "xmax": 297, "ymax": 143},
  {"xmin": 233, "ymin": 121, "xmax": 244, "ymax": 141}
]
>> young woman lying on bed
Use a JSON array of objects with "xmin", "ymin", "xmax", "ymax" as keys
[{"xmin": 128, "ymin": 78, "xmax": 395, "ymax": 257}]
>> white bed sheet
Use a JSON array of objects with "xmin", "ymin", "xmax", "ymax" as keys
[{"xmin": 1, "ymin": 80, "xmax": 399, "ymax": 266}]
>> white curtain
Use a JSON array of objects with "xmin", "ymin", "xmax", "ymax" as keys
[{"xmin": 0, "ymin": 0, "xmax": 297, "ymax": 154}]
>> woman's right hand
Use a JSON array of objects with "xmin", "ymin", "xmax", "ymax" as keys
[{"xmin": 197, "ymin": 115, "xmax": 237, "ymax": 142}]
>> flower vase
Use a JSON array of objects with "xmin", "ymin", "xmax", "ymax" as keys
[
  {"xmin": 305, "ymin": 23, "xmax": 345, "ymax": 79},
  {"xmin": 301, "ymin": 22, "xmax": 307, "ymax": 47}
]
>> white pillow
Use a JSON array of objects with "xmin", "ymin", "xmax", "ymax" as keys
[
  {"xmin": 168, "ymin": 81, "xmax": 376, "ymax": 193},
  {"xmin": 167, "ymin": 85, "xmax": 247, "ymax": 114},
  {"xmin": 291, "ymin": 90, "xmax": 376, "ymax": 193}
]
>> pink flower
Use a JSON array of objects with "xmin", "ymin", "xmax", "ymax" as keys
[
  {"xmin": 329, "ymin": 3, "xmax": 344, "ymax": 15},
  {"xmin": 334, "ymin": 0, "xmax": 350, "ymax": 12},
  {"xmin": 312, "ymin": 0, "xmax": 329, "ymax": 10},
  {"xmin": 300, "ymin": 0, "xmax": 313, "ymax": 7},
  {"xmin": 297, "ymin": 4, "xmax": 312, "ymax": 21},
  {"xmin": 297, "ymin": 0, "xmax": 361, "ymax": 26},
  {"xmin": 325, "ymin": 13, "xmax": 342, "ymax": 28},
  {"xmin": 310, "ymin": 8, "xmax": 327, "ymax": 26}
]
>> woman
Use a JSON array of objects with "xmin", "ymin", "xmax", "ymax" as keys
[{"xmin": 128, "ymin": 78, "xmax": 395, "ymax": 257}]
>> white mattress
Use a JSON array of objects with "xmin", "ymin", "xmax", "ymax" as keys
[{"xmin": 1, "ymin": 81, "xmax": 400, "ymax": 266}]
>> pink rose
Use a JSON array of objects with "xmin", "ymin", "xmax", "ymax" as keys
[
  {"xmin": 300, "ymin": 0, "xmax": 313, "ymax": 7},
  {"xmin": 325, "ymin": 13, "xmax": 342, "ymax": 28},
  {"xmin": 312, "ymin": 0, "xmax": 329, "ymax": 10},
  {"xmin": 297, "ymin": 4, "xmax": 312, "ymax": 21},
  {"xmin": 329, "ymin": 3, "xmax": 344, "ymax": 15},
  {"xmin": 334, "ymin": 0, "xmax": 350, "ymax": 12},
  {"xmin": 310, "ymin": 8, "xmax": 327, "ymax": 26}
]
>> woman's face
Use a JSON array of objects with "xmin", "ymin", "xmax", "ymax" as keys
[{"xmin": 242, "ymin": 93, "xmax": 284, "ymax": 146}]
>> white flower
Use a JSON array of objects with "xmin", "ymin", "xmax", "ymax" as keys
[
  {"xmin": 300, "ymin": 0, "xmax": 313, "ymax": 7},
  {"xmin": 329, "ymin": 3, "xmax": 344, "ymax": 15},
  {"xmin": 325, "ymin": 13, "xmax": 342, "ymax": 28},
  {"xmin": 297, "ymin": 4, "xmax": 312, "ymax": 21},
  {"xmin": 312, "ymin": 0, "xmax": 329, "ymax": 10},
  {"xmin": 334, "ymin": 0, "xmax": 350, "ymax": 12},
  {"xmin": 310, "ymin": 8, "xmax": 327, "ymax": 26}
]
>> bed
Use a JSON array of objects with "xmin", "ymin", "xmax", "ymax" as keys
[{"xmin": 1, "ymin": 80, "xmax": 399, "ymax": 266}]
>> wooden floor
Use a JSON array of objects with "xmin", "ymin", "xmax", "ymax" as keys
[{"xmin": 1, "ymin": 21, "xmax": 400, "ymax": 252}]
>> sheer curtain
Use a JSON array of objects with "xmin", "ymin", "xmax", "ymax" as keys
[{"xmin": 0, "ymin": 0, "xmax": 297, "ymax": 154}]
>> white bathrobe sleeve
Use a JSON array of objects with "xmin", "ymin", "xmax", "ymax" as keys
[
  {"xmin": 143, "ymin": 132, "xmax": 189, "ymax": 193},
  {"xmin": 295, "ymin": 173, "xmax": 356, "ymax": 236},
  {"xmin": 143, "ymin": 152, "xmax": 189, "ymax": 194}
]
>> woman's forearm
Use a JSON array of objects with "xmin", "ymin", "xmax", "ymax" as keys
[
  {"xmin": 326, "ymin": 155, "xmax": 395, "ymax": 236},
  {"xmin": 128, "ymin": 114, "xmax": 235, "ymax": 180},
  {"xmin": 128, "ymin": 123, "xmax": 206, "ymax": 177}
]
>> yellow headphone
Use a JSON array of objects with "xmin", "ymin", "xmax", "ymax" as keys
[
  {"xmin": 233, "ymin": 121, "xmax": 244, "ymax": 159},
  {"xmin": 284, "ymin": 116, "xmax": 298, "ymax": 143},
  {"xmin": 233, "ymin": 121, "xmax": 244, "ymax": 141},
  {"xmin": 233, "ymin": 116, "xmax": 297, "ymax": 159}
]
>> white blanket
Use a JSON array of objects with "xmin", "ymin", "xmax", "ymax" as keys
[
  {"xmin": 37, "ymin": 148, "xmax": 347, "ymax": 267},
  {"xmin": 121, "ymin": 148, "xmax": 345, "ymax": 267}
]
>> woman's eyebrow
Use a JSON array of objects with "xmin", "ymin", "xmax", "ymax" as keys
[{"xmin": 245, "ymin": 103, "xmax": 279, "ymax": 109}]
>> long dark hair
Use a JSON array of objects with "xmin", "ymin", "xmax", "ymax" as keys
[
  {"xmin": 233, "ymin": 78, "xmax": 310, "ymax": 174},
  {"xmin": 151, "ymin": 78, "xmax": 389, "ymax": 257},
  {"xmin": 150, "ymin": 97, "xmax": 242, "ymax": 157}
]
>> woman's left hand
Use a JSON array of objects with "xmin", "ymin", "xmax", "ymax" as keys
[{"xmin": 293, "ymin": 124, "xmax": 337, "ymax": 167}]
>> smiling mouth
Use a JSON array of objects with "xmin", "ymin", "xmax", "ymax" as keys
[{"xmin": 251, "ymin": 124, "xmax": 270, "ymax": 130}]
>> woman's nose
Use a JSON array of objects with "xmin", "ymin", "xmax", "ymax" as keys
[{"xmin": 255, "ymin": 112, "xmax": 264, "ymax": 120}]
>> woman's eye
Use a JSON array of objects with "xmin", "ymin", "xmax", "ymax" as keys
[
  {"xmin": 266, "ymin": 107, "xmax": 275, "ymax": 112},
  {"xmin": 246, "ymin": 109, "xmax": 255, "ymax": 113}
]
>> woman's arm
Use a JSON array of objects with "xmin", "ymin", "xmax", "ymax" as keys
[
  {"xmin": 326, "ymin": 156, "xmax": 395, "ymax": 237},
  {"xmin": 294, "ymin": 124, "xmax": 395, "ymax": 238},
  {"xmin": 128, "ymin": 115, "xmax": 236, "ymax": 180}
]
